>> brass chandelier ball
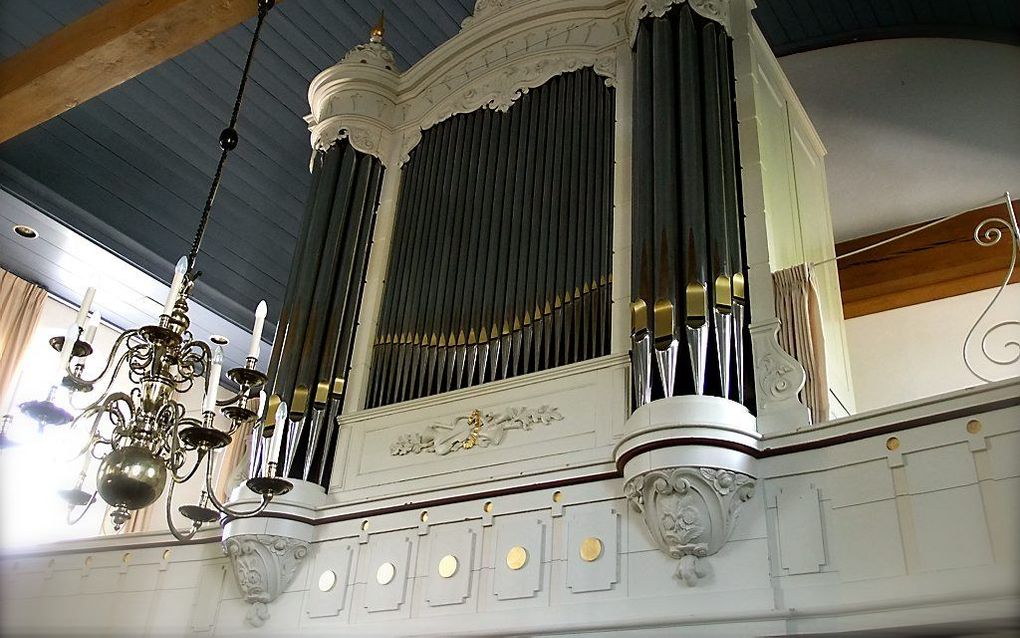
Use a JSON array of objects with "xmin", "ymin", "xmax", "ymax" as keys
[{"xmin": 96, "ymin": 445, "xmax": 168, "ymax": 510}]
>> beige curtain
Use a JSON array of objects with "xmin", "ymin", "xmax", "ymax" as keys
[
  {"xmin": 0, "ymin": 268, "xmax": 47, "ymax": 413},
  {"xmin": 773, "ymin": 263, "xmax": 830, "ymax": 424}
]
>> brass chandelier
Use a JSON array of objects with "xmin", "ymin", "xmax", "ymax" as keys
[{"xmin": 18, "ymin": 0, "xmax": 293, "ymax": 540}]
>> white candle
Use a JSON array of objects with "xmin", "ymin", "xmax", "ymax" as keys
[
  {"xmin": 254, "ymin": 390, "xmax": 267, "ymax": 418},
  {"xmin": 162, "ymin": 256, "xmax": 188, "ymax": 316},
  {"xmin": 265, "ymin": 401, "xmax": 288, "ymax": 476},
  {"xmin": 203, "ymin": 346, "xmax": 223, "ymax": 414},
  {"xmin": 74, "ymin": 287, "xmax": 96, "ymax": 327},
  {"xmin": 59, "ymin": 323, "xmax": 79, "ymax": 370},
  {"xmin": 82, "ymin": 311, "xmax": 101, "ymax": 344},
  {"xmin": 248, "ymin": 300, "xmax": 268, "ymax": 360}
]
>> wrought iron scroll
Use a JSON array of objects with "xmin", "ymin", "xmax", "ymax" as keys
[{"xmin": 963, "ymin": 195, "xmax": 1019, "ymax": 383}]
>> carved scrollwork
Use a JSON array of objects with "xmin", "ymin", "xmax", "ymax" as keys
[
  {"xmin": 310, "ymin": 117, "xmax": 387, "ymax": 161},
  {"xmin": 397, "ymin": 47, "xmax": 618, "ymax": 166},
  {"xmin": 624, "ymin": 466, "xmax": 754, "ymax": 586},
  {"xmin": 627, "ymin": 0, "xmax": 731, "ymax": 44},
  {"xmin": 461, "ymin": 0, "xmax": 526, "ymax": 29},
  {"xmin": 748, "ymin": 318, "xmax": 810, "ymax": 432},
  {"xmin": 223, "ymin": 534, "xmax": 311, "ymax": 627},
  {"xmin": 390, "ymin": 405, "xmax": 563, "ymax": 456}
]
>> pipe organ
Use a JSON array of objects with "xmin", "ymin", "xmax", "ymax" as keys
[
  {"xmin": 257, "ymin": 0, "xmax": 833, "ymax": 496},
  {"xmin": 264, "ymin": 140, "xmax": 384, "ymax": 485},
  {"xmin": 5, "ymin": 5, "xmax": 934, "ymax": 637},
  {"xmin": 631, "ymin": 2, "xmax": 751, "ymax": 408},
  {"xmin": 366, "ymin": 68, "xmax": 615, "ymax": 408}
]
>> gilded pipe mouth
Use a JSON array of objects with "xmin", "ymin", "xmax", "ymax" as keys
[
  {"xmin": 653, "ymin": 298, "xmax": 674, "ymax": 348},
  {"xmin": 685, "ymin": 282, "xmax": 708, "ymax": 329},
  {"xmin": 631, "ymin": 299, "xmax": 649, "ymax": 337},
  {"xmin": 714, "ymin": 275, "xmax": 732, "ymax": 312}
]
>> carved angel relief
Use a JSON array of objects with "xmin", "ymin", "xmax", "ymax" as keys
[{"xmin": 390, "ymin": 405, "xmax": 563, "ymax": 456}]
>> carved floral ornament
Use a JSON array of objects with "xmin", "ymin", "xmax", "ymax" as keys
[
  {"xmin": 624, "ymin": 467, "xmax": 755, "ymax": 586},
  {"xmin": 223, "ymin": 534, "xmax": 311, "ymax": 627},
  {"xmin": 626, "ymin": 0, "xmax": 732, "ymax": 43},
  {"xmin": 391, "ymin": 405, "xmax": 563, "ymax": 456}
]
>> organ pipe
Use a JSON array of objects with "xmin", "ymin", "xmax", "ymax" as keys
[{"xmin": 368, "ymin": 68, "xmax": 615, "ymax": 408}]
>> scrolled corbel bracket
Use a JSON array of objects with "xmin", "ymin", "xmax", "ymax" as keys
[
  {"xmin": 221, "ymin": 479, "xmax": 329, "ymax": 626},
  {"xmin": 614, "ymin": 395, "xmax": 759, "ymax": 586},
  {"xmin": 626, "ymin": 0, "xmax": 733, "ymax": 44},
  {"xmin": 223, "ymin": 534, "xmax": 311, "ymax": 627},
  {"xmin": 623, "ymin": 466, "xmax": 755, "ymax": 585},
  {"xmin": 748, "ymin": 318, "xmax": 810, "ymax": 434}
]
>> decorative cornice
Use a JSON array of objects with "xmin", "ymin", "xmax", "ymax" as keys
[
  {"xmin": 306, "ymin": 0, "xmax": 627, "ymax": 168},
  {"xmin": 626, "ymin": 0, "xmax": 731, "ymax": 44},
  {"xmin": 391, "ymin": 405, "xmax": 563, "ymax": 456},
  {"xmin": 395, "ymin": 47, "xmax": 619, "ymax": 166},
  {"xmin": 623, "ymin": 466, "xmax": 754, "ymax": 586},
  {"xmin": 461, "ymin": 0, "xmax": 528, "ymax": 30},
  {"xmin": 223, "ymin": 534, "xmax": 311, "ymax": 627}
]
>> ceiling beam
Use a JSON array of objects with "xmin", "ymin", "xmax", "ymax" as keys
[
  {"xmin": 836, "ymin": 199, "xmax": 1019, "ymax": 319},
  {"xmin": 0, "ymin": 0, "xmax": 268, "ymax": 144}
]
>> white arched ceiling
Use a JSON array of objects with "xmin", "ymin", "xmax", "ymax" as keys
[{"xmin": 780, "ymin": 38, "xmax": 1020, "ymax": 242}]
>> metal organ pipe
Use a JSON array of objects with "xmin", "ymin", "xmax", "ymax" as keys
[
  {"xmin": 264, "ymin": 139, "xmax": 384, "ymax": 486},
  {"xmin": 630, "ymin": 3, "xmax": 753, "ymax": 409},
  {"xmin": 367, "ymin": 68, "xmax": 615, "ymax": 408}
]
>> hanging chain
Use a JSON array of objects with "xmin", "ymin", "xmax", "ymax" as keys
[{"xmin": 187, "ymin": 0, "xmax": 275, "ymax": 271}]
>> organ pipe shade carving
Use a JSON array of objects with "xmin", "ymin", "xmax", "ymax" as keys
[
  {"xmin": 631, "ymin": 3, "xmax": 753, "ymax": 408},
  {"xmin": 368, "ymin": 68, "xmax": 615, "ymax": 408},
  {"xmin": 266, "ymin": 139, "xmax": 384, "ymax": 486}
]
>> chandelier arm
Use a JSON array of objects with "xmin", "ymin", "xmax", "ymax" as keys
[
  {"xmin": 202, "ymin": 452, "xmax": 272, "ymax": 518},
  {"xmin": 187, "ymin": 2, "xmax": 274, "ymax": 270},
  {"xmin": 65, "ymin": 329, "xmax": 138, "ymax": 387},
  {"xmin": 66, "ymin": 495, "xmax": 98, "ymax": 525},
  {"xmin": 164, "ymin": 474, "xmax": 203, "ymax": 542},
  {"xmin": 170, "ymin": 449, "xmax": 208, "ymax": 484},
  {"xmin": 66, "ymin": 421, "xmax": 101, "ymax": 461}
]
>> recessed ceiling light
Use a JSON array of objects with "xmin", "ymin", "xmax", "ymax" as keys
[
  {"xmin": 13, "ymin": 225, "xmax": 38, "ymax": 239},
  {"xmin": 209, "ymin": 335, "xmax": 229, "ymax": 346}
]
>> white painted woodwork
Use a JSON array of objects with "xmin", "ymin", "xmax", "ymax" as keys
[{"xmin": 3, "ymin": 380, "xmax": 1017, "ymax": 636}]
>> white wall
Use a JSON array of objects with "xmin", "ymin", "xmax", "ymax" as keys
[
  {"xmin": 780, "ymin": 38, "xmax": 1020, "ymax": 242},
  {"xmin": 845, "ymin": 284, "xmax": 1020, "ymax": 413},
  {"xmin": 1, "ymin": 296, "xmax": 235, "ymax": 549}
]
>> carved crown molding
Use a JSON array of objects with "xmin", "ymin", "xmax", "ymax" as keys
[
  {"xmin": 626, "ymin": 0, "xmax": 732, "ymax": 44},
  {"xmin": 391, "ymin": 405, "xmax": 563, "ymax": 456},
  {"xmin": 307, "ymin": 0, "xmax": 627, "ymax": 168},
  {"xmin": 223, "ymin": 534, "xmax": 311, "ymax": 627},
  {"xmin": 624, "ymin": 466, "xmax": 754, "ymax": 586},
  {"xmin": 395, "ymin": 46, "xmax": 619, "ymax": 166}
]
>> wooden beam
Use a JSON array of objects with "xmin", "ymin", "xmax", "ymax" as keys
[
  {"xmin": 836, "ymin": 200, "xmax": 1019, "ymax": 319},
  {"xmin": 0, "ymin": 0, "xmax": 266, "ymax": 143}
]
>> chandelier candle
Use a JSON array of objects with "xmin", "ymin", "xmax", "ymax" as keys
[
  {"xmin": 162, "ymin": 256, "xmax": 188, "ymax": 316},
  {"xmin": 248, "ymin": 300, "xmax": 267, "ymax": 360},
  {"xmin": 82, "ymin": 312, "xmax": 100, "ymax": 345},
  {"xmin": 73, "ymin": 286, "xmax": 96, "ymax": 327},
  {"xmin": 204, "ymin": 346, "xmax": 224, "ymax": 415}
]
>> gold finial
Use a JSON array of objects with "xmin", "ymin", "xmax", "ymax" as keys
[{"xmin": 370, "ymin": 11, "xmax": 385, "ymax": 43}]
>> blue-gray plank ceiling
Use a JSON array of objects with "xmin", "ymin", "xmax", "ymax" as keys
[{"xmin": 1, "ymin": 0, "xmax": 1018, "ymax": 339}]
